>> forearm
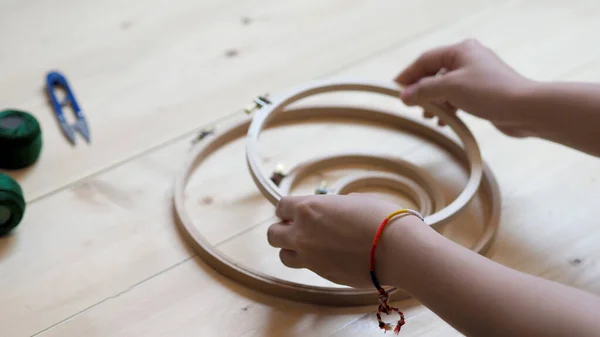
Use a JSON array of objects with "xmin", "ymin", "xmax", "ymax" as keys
[
  {"xmin": 382, "ymin": 218, "xmax": 600, "ymax": 336},
  {"xmin": 519, "ymin": 81, "xmax": 600, "ymax": 157}
]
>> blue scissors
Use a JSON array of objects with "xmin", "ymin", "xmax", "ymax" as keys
[{"xmin": 46, "ymin": 71, "xmax": 90, "ymax": 145}]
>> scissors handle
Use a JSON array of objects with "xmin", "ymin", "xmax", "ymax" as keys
[
  {"xmin": 46, "ymin": 71, "xmax": 90, "ymax": 144},
  {"xmin": 46, "ymin": 71, "xmax": 83, "ymax": 119}
]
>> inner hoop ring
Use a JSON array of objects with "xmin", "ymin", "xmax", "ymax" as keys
[{"xmin": 278, "ymin": 155, "xmax": 446, "ymax": 218}]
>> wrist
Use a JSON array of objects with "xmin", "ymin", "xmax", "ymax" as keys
[
  {"xmin": 503, "ymin": 79, "xmax": 547, "ymax": 137},
  {"xmin": 374, "ymin": 214, "xmax": 440, "ymax": 288}
]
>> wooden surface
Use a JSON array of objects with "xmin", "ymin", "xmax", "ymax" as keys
[{"xmin": 1, "ymin": 1, "xmax": 600, "ymax": 336}]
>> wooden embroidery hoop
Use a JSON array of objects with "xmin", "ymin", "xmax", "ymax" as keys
[
  {"xmin": 173, "ymin": 80, "xmax": 500, "ymax": 306},
  {"xmin": 246, "ymin": 80, "xmax": 483, "ymax": 228},
  {"xmin": 277, "ymin": 154, "xmax": 446, "ymax": 227}
]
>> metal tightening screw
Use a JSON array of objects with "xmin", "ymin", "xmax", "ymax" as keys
[
  {"xmin": 244, "ymin": 95, "xmax": 271, "ymax": 114},
  {"xmin": 192, "ymin": 128, "xmax": 215, "ymax": 144},
  {"xmin": 270, "ymin": 163, "xmax": 287, "ymax": 186},
  {"xmin": 314, "ymin": 180, "xmax": 329, "ymax": 195}
]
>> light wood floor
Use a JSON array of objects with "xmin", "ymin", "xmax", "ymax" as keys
[{"xmin": 2, "ymin": 1, "xmax": 600, "ymax": 336}]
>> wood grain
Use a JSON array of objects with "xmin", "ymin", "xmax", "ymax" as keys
[
  {"xmin": 30, "ymin": 111, "xmax": 600, "ymax": 337},
  {"xmin": 1, "ymin": 1, "xmax": 600, "ymax": 336},
  {"xmin": 0, "ymin": 0, "xmax": 500, "ymax": 201}
]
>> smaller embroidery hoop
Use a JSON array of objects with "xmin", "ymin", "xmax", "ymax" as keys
[
  {"xmin": 278, "ymin": 155, "xmax": 446, "ymax": 218},
  {"xmin": 246, "ymin": 79, "xmax": 484, "ymax": 228}
]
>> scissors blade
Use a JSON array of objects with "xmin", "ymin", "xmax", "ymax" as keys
[
  {"xmin": 59, "ymin": 122, "xmax": 76, "ymax": 145},
  {"xmin": 74, "ymin": 119, "xmax": 90, "ymax": 144}
]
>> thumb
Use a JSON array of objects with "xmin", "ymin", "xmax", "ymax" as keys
[{"xmin": 400, "ymin": 74, "xmax": 454, "ymax": 106}]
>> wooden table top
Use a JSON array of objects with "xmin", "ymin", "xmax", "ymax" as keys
[{"xmin": 1, "ymin": 1, "xmax": 599, "ymax": 336}]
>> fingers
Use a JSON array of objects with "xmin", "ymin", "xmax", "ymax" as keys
[
  {"xmin": 279, "ymin": 249, "xmax": 303, "ymax": 269},
  {"xmin": 401, "ymin": 73, "xmax": 456, "ymax": 106},
  {"xmin": 267, "ymin": 223, "xmax": 304, "ymax": 269},
  {"xmin": 267, "ymin": 221, "xmax": 294, "ymax": 249},
  {"xmin": 396, "ymin": 43, "xmax": 465, "ymax": 125},
  {"xmin": 423, "ymin": 101, "xmax": 457, "ymax": 126},
  {"xmin": 275, "ymin": 195, "xmax": 307, "ymax": 221},
  {"xmin": 395, "ymin": 43, "xmax": 459, "ymax": 86},
  {"xmin": 423, "ymin": 109, "xmax": 447, "ymax": 126},
  {"xmin": 495, "ymin": 125, "xmax": 528, "ymax": 138},
  {"xmin": 442, "ymin": 101, "xmax": 458, "ymax": 114},
  {"xmin": 272, "ymin": 197, "xmax": 317, "ymax": 270},
  {"xmin": 267, "ymin": 221, "xmax": 304, "ymax": 268}
]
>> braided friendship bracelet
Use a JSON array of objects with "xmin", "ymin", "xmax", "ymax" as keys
[{"xmin": 370, "ymin": 209, "xmax": 425, "ymax": 334}]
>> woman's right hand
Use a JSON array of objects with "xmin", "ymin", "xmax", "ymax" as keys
[{"xmin": 395, "ymin": 39, "xmax": 536, "ymax": 137}]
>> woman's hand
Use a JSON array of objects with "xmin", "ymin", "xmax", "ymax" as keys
[
  {"xmin": 267, "ymin": 193, "xmax": 428, "ymax": 288},
  {"xmin": 396, "ymin": 39, "xmax": 535, "ymax": 137},
  {"xmin": 267, "ymin": 194, "xmax": 600, "ymax": 337}
]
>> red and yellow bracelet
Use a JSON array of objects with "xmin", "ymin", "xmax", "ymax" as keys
[{"xmin": 370, "ymin": 209, "xmax": 424, "ymax": 334}]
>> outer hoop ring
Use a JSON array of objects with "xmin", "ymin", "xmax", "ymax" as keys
[
  {"xmin": 173, "ymin": 104, "xmax": 500, "ymax": 306},
  {"xmin": 246, "ymin": 79, "xmax": 483, "ymax": 227}
]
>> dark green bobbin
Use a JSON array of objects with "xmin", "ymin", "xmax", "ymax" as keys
[
  {"xmin": 0, "ymin": 109, "xmax": 43, "ymax": 169},
  {"xmin": 0, "ymin": 173, "xmax": 25, "ymax": 235}
]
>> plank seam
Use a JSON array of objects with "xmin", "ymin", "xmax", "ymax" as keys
[
  {"xmin": 22, "ymin": 0, "xmax": 512, "ymax": 207},
  {"xmin": 29, "ymin": 256, "xmax": 194, "ymax": 337}
]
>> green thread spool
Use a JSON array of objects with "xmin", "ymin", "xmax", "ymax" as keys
[
  {"xmin": 0, "ymin": 173, "xmax": 25, "ymax": 235},
  {"xmin": 0, "ymin": 109, "xmax": 43, "ymax": 169}
]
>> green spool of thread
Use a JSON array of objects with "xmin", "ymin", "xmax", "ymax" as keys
[
  {"xmin": 0, "ymin": 173, "xmax": 25, "ymax": 235},
  {"xmin": 0, "ymin": 109, "xmax": 43, "ymax": 169}
]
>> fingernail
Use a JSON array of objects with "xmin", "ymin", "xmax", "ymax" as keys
[{"xmin": 401, "ymin": 86, "xmax": 415, "ymax": 101}]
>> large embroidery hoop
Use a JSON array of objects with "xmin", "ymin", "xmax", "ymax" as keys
[{"xmin": 173, "ymin": 81, "xmax": 500, "ymax": 306}]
